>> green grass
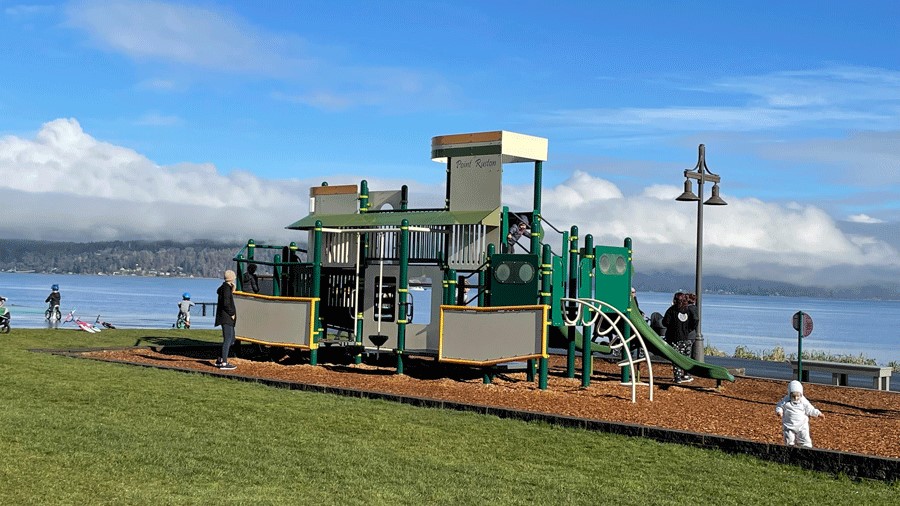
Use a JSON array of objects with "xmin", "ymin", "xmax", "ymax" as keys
[{"xmin": 1, "ymin": 329, "xmax": 897, "ymax": 505}]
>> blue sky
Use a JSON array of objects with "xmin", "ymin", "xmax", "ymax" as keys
[{"xmin": 1, "ymin": 1, "xmax": 899, "ymax": 289}]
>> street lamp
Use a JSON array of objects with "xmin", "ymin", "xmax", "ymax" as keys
[{"xmin": 676, "ymin": 144, "xmax": 727, "ymax": 362}]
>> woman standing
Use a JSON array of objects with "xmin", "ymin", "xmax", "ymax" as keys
[
  {"xmin": 214, "ymin": 270, "xmax": 238, "ymax": 370},
  {"xmin": 661, "ymin": 292, "xmax": 697, "ymax": 383}
]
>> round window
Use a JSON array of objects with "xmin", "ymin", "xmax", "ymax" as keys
[
  {"xmin": 518, "ymin": 263, "xmax": 535, "ymax": 283},
  {"xmin": 599, "ymin": 254, "xmax": 611, "ymax": 274},
  {"xmin": 494, "ymin": 264, "xmax": 511, "ymax": 282},
  {"xmin": 615, "ymin": 255, "xmax": 627, "ymax": 275}
]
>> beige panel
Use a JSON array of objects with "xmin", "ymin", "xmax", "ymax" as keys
[
  {"xmin": 315, "ymin": 193, "xmax": 359, "ymax": 215},
  {"xmin": 448, "ymin": 155, "xmax": 502, "ymax": 211},
  {"xmin": 439, "ymin": 306, "xmax": 546, "ymax": 364},
  {"xmin": 233, "ymin": 293, "xmax": 315, "ymax": 348}
]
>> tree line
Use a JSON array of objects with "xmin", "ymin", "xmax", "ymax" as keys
[{"xmin": 0, "ymin": 239, "xmax": 242, "ymax": 278}]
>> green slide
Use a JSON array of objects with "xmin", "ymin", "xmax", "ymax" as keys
[
  {"xmin": 626, "ymin": 303, "xmax": 735, "ymax": 382},
  {"xmin": 549, "ymin": 324, "xmax": 615, "ymax": 355}
]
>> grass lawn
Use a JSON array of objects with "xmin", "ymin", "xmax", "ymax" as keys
[{"xmin": 1, "ymin": 329, "xmax": 897, "ymax": 505}]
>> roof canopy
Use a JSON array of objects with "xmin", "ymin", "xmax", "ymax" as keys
[{"xmin": 287, "ymin": 208, "xmax": 500, "ymax": 230}]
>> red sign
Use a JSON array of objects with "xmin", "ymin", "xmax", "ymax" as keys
[{"xmin": 792, "ymin": 311, "xmax": 813, "ymax": 338}]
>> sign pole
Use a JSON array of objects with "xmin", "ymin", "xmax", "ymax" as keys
[
  {"xmin": 792, "ymin": 311, "xmax": 812, "ymax": 382},
  {"xmin": 797, "ymin": 311, "xmax": 803, "ymax": 381}
]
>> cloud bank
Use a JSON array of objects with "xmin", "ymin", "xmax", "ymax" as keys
[{"xmin": 1, "ymin": 119, "xmax": 898, "ymax": 289}]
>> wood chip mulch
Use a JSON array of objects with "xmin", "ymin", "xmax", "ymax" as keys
[{"xmin": 82, "ymin": 347, "xmax": 900, "ymax": 459}]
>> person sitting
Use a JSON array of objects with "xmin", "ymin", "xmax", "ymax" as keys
[
  {"xmin": 506, "ymin": 222, "xmax": 531, "ymax": 253},
  {"xmin": 242, "ymin": 263, "xmax": 260, "ymax": 293}
]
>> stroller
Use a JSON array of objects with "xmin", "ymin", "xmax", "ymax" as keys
[{"xmin": 0, "ymin": 296, "xmax": 10, "ymax": 334}]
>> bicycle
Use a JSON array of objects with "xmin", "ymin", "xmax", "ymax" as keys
[
  {"xmin": 45, "ymin": 304, "xmax": 62, "ymax": 322},
  {"xmin": 175, "ymin": 311, "xmax": 190, "ymax": 329},
  {"xmin": 0, "ymin": 297, "xmax": 10, "ymax": 334}
]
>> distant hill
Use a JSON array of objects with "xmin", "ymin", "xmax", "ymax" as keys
[
  {"xmin": 0, "ymin": 239, "xmax": 242, "ymax": 278},
  {"xmin": 1, "ymin": 239, "xmax": 896, "ymax": 300},
  {"xmin": 632, "ymin": 271, "xmax": 900, "ymax": 301}
]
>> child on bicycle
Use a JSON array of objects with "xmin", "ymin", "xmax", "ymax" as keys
[
  {"xmin": 177, "ymin": 292, "xmax": 194, "ymax": 329},
  {"xmin": 45, "ymin": 284, "xmax": 61, "ymax": 320}
]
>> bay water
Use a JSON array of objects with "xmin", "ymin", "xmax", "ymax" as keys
[{"xmin": 1, "ymin": 272, "xmax": 897, "ymax": 365}]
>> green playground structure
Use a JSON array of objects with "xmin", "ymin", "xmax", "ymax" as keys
[{"xmin": 227, "ymin": 130, "xmax": 734, "ymax": 402}]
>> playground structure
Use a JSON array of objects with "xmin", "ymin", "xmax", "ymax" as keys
[{"xmin": 230, "ymin": 131, "xmax": 734, "ymax": 401}]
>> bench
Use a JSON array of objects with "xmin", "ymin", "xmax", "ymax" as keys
[{"xmin": 787, "ymin": 360, "xmax": 893, "ymax": 391}]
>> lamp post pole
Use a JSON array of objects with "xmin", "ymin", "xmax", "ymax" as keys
[
  {"xmin": 676, "ymin": 144, "xmax": 727, "ymax": 362},
  {"xmin": 693, "ymin": 175, "xmax": 706, "ymax": 362}
]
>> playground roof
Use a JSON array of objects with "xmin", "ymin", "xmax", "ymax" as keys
[
  {"xmin": 286, "ymin": 208, "xmax": 500, "ymax": 230},
  {"xmin": 431, "ymin": 130, "xmax": 548, "ymax": 164}
]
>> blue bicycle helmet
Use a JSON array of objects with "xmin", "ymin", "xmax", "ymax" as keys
[
  {"xmin": 52, "ymin": 284, "xmax": 59, "ymax": 291},
  {"xmin": 182, "ymin": 292, "xmax": 191, "ymax": 300}
]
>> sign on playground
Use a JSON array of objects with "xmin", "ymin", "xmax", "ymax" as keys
[{"xmin": 792, "ymin": 311, "xmax": 813, "ymax": 338}]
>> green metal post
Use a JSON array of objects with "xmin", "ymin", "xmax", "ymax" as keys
[
  {"xmin": 447, "ymin": 270, "xmax": 457, "ymax": 305},
  {"xmin": 401, "ymin": 185, "xmax": 409, "ymax": 211},
  {"xmin": 445, "ymin": 160, "xmax": 451, "ymax": 210},
  {"xmin": 531, "ymin": 161, "xmax": 543, "ymax": 254},
  {"xmin": 272, "ymin": 254, "xmax": 282, "ymax": 296},
  {"xmin": 359, "ymin": 180, "xmax": 369, "ymax": 212},
  {"xmin": 501, "ymin": 206, "xmax": 510, "ymax": 253},
  {"xmin": 310, "ymin": 221, "xmax": 323, "ymax": 366},
  {"xmin": 582, "ymin": 234, "xmax": 594, "ymax": 387},
  {"xmin": 397, "ymin": 219, "xmax": 410, "ymax": 375},
  {"xmin": 538, "ymin": 243, "xmax": 552, "ymax": 390},
  {"xmin": 235, "ymin": 254, "xmax": 246, "ymax": 292},
  {"xmin": 621, "ymin": 237, "xmax": 635, "ymax": 383},
  {"xmin": 566, "ymin": 226, "xmax": 578, "ymax": 378},
  {"xmin": 246, "ymin": 239, "xmax": 255, "ymax": 261},
  {"xmin": 354, "ymin": 310, "xmax": 364, "ymax": 365}
]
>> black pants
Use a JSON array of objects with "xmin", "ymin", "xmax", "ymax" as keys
[{"xmin": 220, "ymin": 323, "xmax": 235, "ymax": 362}]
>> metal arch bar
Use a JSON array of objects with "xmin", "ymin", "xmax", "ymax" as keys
[{"xmin": 560, "ymin": 297, "xmax": 654, "ymax": 403}]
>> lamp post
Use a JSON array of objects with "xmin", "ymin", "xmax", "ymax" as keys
[{"xmin": 676, "ymin": 144, "xmax": 727, "ymax": 362}]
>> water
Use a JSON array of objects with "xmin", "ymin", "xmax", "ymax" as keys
[
  {"xmin": 0, "ymin": 272, "xmax": 221, "ymax": 331},
  {"xmin": 636, "ymin": 291, "xmax": 899, "ymax": 365},
  {"xmin": 1, "ymin": 273, "xmax": 897, "ymax": 365}
]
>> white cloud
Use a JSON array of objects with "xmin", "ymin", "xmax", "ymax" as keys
[
  {"xmin": 503, "ymin": 173, "xmax": 900, "ymax": 287},
  {"xmin": 847, "ymin": 214, "xmax": 885, "ymax": 224},
  {"xmin": 66, "ymin": 0, "xmax": 457, "ymax": 111},
  {"xmin": 0, "ymin": 118, "xmax": 312, "ymax": 243},
  {"xmin": 542, "ymin": 65, "xmax": 900, "ymax": 134},
  {"xmin": 1, "ymin": 119, "xmax": 897, "ymax": 288},
  {"xmin": 66, "ymin": 0, "xmax": 311, "ymax": 75}
]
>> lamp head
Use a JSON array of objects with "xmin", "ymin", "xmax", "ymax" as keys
[
  {"xmin": 676, "ymin": 179, "xmax": 700, "ymax": 202},
  {"xmin": 704, "ymin": 183, "xmax": 727, "ymax": 206}
]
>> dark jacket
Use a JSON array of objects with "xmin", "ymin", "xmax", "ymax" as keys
[
  {"xmin": 45, "ymin": 291, "xmax": 61, "ymax": 307},
  {"xmin": 662, "ymin": 304, "xmax": 697, "ymax": 344},
  {"xmin": 215, "ymin": 282, "xmax": 236, "ymax": 327}
]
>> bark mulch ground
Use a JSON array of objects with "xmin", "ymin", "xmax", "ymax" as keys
[{"xmin": 82, "ymin": 346, "xmax": 900, "ymax": 460}]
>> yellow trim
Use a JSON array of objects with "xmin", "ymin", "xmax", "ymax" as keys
[
  {"xmin": 235, "ymin": 291, "xmax": 318, "ymax": 303},
  {"xmin": 235, "ymin": 336, "xmax": 311, "ymax": 350},
  {"xmin": 439, "ymin": 354, "xmax": 544, "ymax": 367}
]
